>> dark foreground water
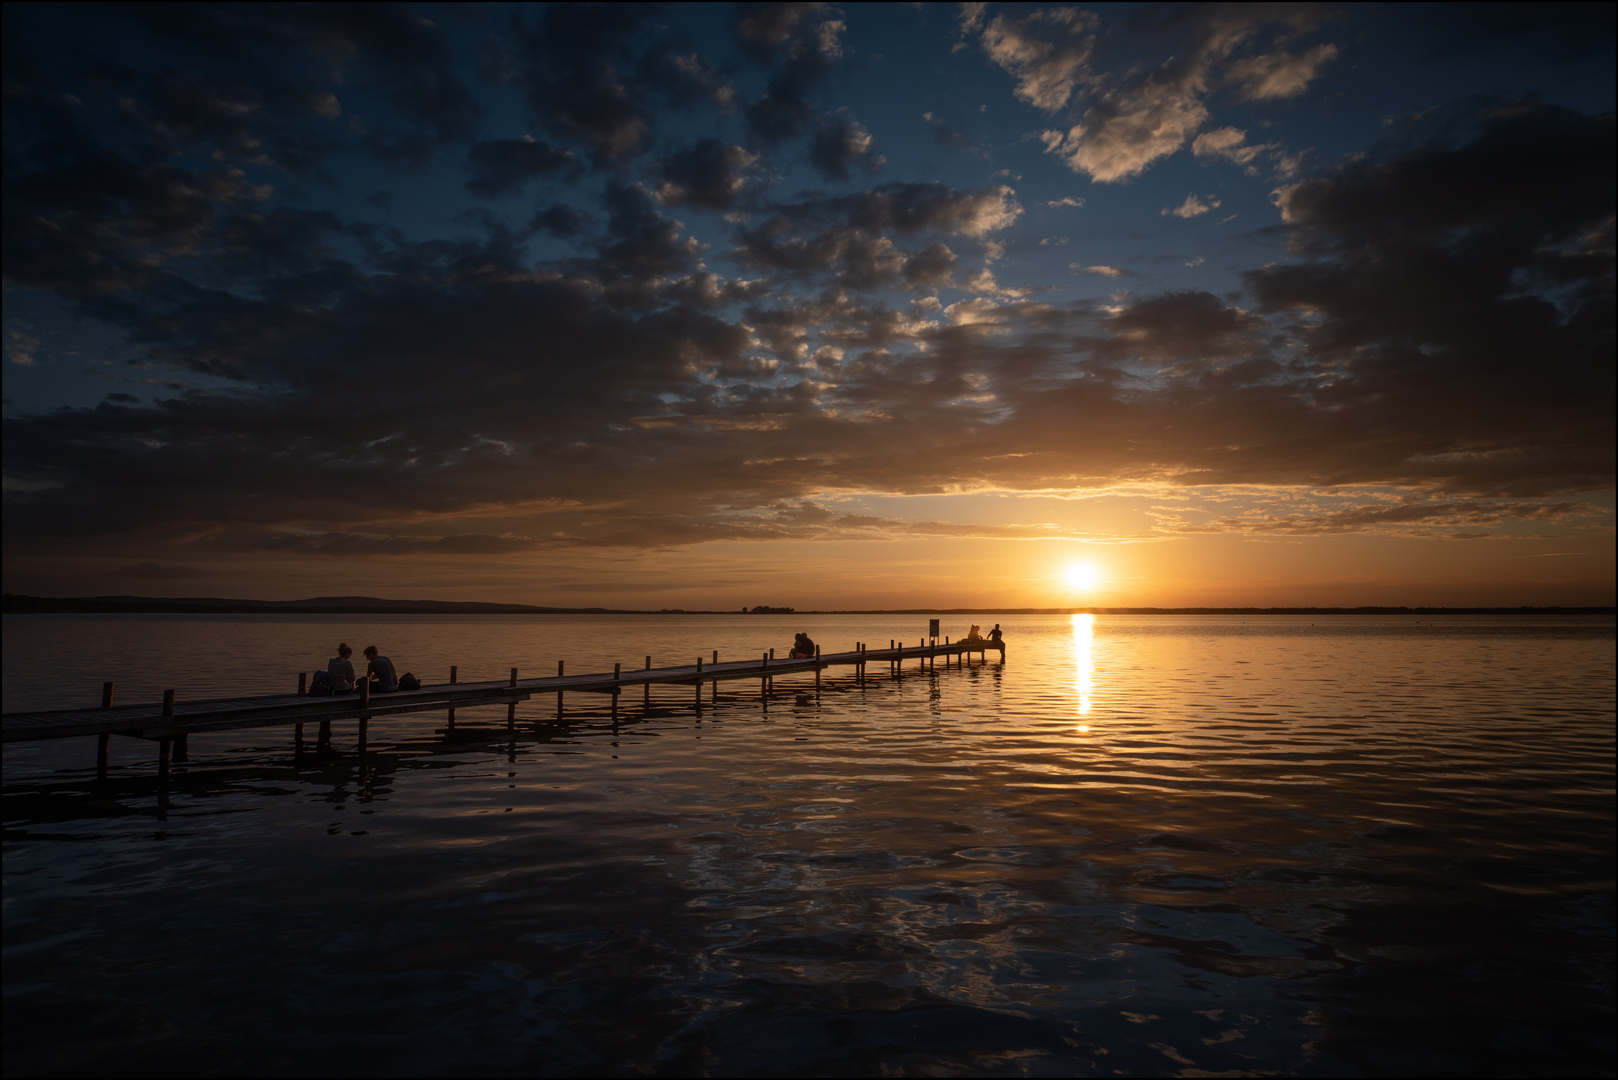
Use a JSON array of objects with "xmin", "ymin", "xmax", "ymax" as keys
[{"xmin": 3, "ymin": 614, "xmax": 1613, "ymax": 1077}]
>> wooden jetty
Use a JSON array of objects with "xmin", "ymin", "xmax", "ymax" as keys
[{"xmin": 2, "ymin": 638, "xmax": 1005, "ymax": 777}]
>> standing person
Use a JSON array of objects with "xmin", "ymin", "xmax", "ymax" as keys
[
  {"xmin": 328, "ymin": 642, "xmax": 357, "ymax": 693},
  {"xmin": 363, "ymin": 645, "xmax": 399, "ymax": 693}
]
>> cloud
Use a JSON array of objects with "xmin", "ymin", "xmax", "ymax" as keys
[
  {"xmin": 1225, "ymin": 44, "xmax": 1339, "ymax": 101},
  {"xmin": 1163, "ymin": 194, "xmax": 1221, "ymax": 218},
  {"xmin": 117, "ymin": 561, "xmax": 206, "ymax": 579},
  {"xmin": 809, "ymin": 119, "xmax": 877, "ymax": 181},
  {"xmin": 735, "ymin": 5, "xmax": 846, "ymax": 144},
  {"xmin": 654, "ymin": 139, "xmax": 759, "ymax": 210},
  {"xmin": 1071, "ymin": 264, "xmax": 1135, "ymax": 277},
  {"xmin": 465, "ymin": 137, "xmax": 572, "ymax": 198},
  {"xmin": 1046, "ymin": 196, "xmax": 1085, "ymax": 207},
  {"xmin": 971, "ymin": 6, "xmax": 1338, "ymax": 183},
  {"xmin": 970, "ymin": 5, "xmax": 1098, "ymax": 112},
  {"xmin": 1197, "ymin": 126, "xmax": 1268, "ymax": 166},
  {"xmin": 510, "ymin": 5, "xmax": 660, "ymax": 164}
]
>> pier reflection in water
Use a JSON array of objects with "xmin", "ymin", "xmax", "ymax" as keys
[{"xmin": 2, "ymin": 613, "xmax": 1613, "ymax": 1077}]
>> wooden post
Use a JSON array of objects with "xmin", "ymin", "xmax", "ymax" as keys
[
  {"xmin": 318, "ymin": 719, "xmax": 331, "ymax": 743},
  {"xmin": 157, "ymin": 737, "xmax": 172, "ymax": 782},
  {"xmin": 614, "ymin": 662, "xmax": 621, "ymax": 681},
  {"xmin": 712, "ymin": 650, "xmax": 718, "ymax": 664},
  {"xmin": 358, "ymin": 679, "xmax": 369, "ymax": 752},
  {"xmin": 447, "ymin": 665, "xmax": 457, "ymax": 731},
  {"xmin": 173, "ymin": 734, "xmax": 189, "ymax": 763},
  {"xmin": 644, "ymin": 656, "xmax": 651, "ymax": 708},
  {"xmin": 695, "ymin": 657, "xmax": 703, "ymax": 709},
  {"xmin": 162, "ymin": 689, "xmax": 175, "ymax": 716},
  {"xmin": 558, "ymin": 660, "xmax": 564, "ymax": 677},
  {"xmin": 507, "ymin": 699, "xmax": 516, "ymax": 730},
  {"xmin": 762, "ymin": 651, "xmax": 768, "ymax": 695},
  {"xmin": 298, "ymin": 672, "xmax": 307, "ymax": 696},
  {"xmin": 511, "ymin": 667, "xmax": 519, "ymax": 687},
  {"xmin": 815, "ymin": 644, "xmax": 821, "ymax": 688},
  {"xmin": 295, "ymin": 721, "xmax": 304, "ymax": 748},
  {"xmin": 97, "ymin": 682, "xmax": 113, "ymax": 777}
]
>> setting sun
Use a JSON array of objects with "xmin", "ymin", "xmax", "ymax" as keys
[{"xmin": 1065, "ymin": 563, "xmax": 1103, "ymax": 591}]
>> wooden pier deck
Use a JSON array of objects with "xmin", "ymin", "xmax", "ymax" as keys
[{"xmin": 2, "ymin": 639, "xmax": 1004, "ymax": 775}]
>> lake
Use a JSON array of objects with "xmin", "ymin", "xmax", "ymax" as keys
[{"xmin": 3, "ymin": 613, "xmax": 1613, "ymax": 1076}]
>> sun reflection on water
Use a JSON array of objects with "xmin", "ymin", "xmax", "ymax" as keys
[{"xmin": 1072, "ymin": 613, "xmax": 1094, "ymax": 723}]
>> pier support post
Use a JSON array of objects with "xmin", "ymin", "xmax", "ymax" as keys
[
  {"xmin": 98, "ymin": 682, "xmax": 113, "ymax": 777},
  {"xmin": 298, "ymin": 672, "xmax": 307, "ymax": 696},
  {"xmin": 644, "ymin": 656, "xmax": 651, "ymax": 709},
  {"xmin": 357, "ymin": 680, "xmax": 369, "ymax": 753},
  {"xmin": 157, "ymin": 738, "xmax": 172, "ymax": 782},
  {"xmin": 815, "ymin": 644, "xmax": 821, "ymax": 688},
  {"xmin": 448, "ymin": 665, "xmax": 457, "ymax": 732},
  {"xmin": 173, "ymin": 734, "xmax": 189, "ymax": 763},
  {"xmin": 295, "ymin": 722, "xmax": 304, "ymax": 749},
  {"xmin": 695, "ymin": 657, "xmax": 703, "ymax": 712}
]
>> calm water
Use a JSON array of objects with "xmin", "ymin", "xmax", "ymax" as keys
[{"xmin": 3, "ymin": 614, "xmax": 1613, "ymax": 1077}]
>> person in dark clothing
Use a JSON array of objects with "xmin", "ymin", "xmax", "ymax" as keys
[
  {"xmin": 362, "ymin": 645, "xmax": 400, "ymax": 692},
  {"xmin": 790, "ymin": 632, "xmax": 817, "ymax": 659},
  {"xmin": 988, "ymin": 624, "xmax": 1003, "ymax": 644}
]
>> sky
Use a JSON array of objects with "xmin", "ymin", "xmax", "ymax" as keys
[{"xmin": 2, "ymin": 2, "xmax": 1614, "ymax": 609}]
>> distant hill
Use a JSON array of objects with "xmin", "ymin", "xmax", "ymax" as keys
[{"xmin": 0, "ymin": 594, "xmax": 634, "ymax": 615}]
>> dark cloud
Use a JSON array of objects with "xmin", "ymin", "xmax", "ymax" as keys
[
  {"xmin": 510, "ymin": 4, "xmax": 658, "ymax": 164},
  {"xmin": 732, "ymin": 3, "xmax": 826, "ymax": 63},
  {"xmin": 809, "ymin": 119, "xmax": 876, "ymax": 181},
  {"xmin": 735, "ymin": 4, "xmax": 844, "ymax": 144},
  {"xmin": 653, "ymin": 139, "xmax": 758, "ymax": 210},
  {"xmin": 1247, "ymin": 100, "xmax": 1615, "ymax": 494},
  {"xmin": 531, "ymin": 202, "xmax": 591, "ymax": 239},
  {"xmin": 465, "ymin": 137, "xmax": 573, "ymax": 198},
  {"xmin": 117, "ymin": 561, "xmax": 205, "ymax": 580},
  {"xmin": 901, "ymin": 243, "xmax": 959, "ymax": 289}
]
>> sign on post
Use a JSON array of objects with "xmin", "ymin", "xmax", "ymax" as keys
[{"xmin": 928, "ymin": 618, "xmax": 940, "ymax": 639}]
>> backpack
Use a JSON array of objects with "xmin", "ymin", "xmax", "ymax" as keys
[
  {"xmin": 308, "ymin": 669, "xmax": 334, "ymax": 696},
  {"xmin": 398, "ymin": 672, "xmax": 420, "ymax": 692}
]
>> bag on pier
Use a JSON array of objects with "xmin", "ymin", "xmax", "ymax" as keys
[
  {"xmin": 398, "ymin": 672, "xmax": 420, "ymax": 692},
  {"xmin": 308, "ymin": 670, "xmax": 334, "ymax": 696}
]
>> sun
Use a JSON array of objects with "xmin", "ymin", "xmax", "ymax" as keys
[{"xmin": 1064, "ymin": 563, "xmax": 1103, "ymax": 590}]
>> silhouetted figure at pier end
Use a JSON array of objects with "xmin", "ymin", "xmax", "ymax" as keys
[{"xmin": 790, "ymin": 632, "xmax": 817, "ymax": 659}]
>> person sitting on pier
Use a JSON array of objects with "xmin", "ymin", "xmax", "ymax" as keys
[
  {"xmin": 963, "ymin": 624, "xmax": 984, "ymax": 643},
  {"xmin": 362, "ymin": 645, "xmax": 400, "ymax": 693},
  {"xmin": 327, "ymin": 642, "xmax": 357, "ymax": 694},
  {"xmin": 789, "ymin": 632, "xmax": 817, "ymax": 659},
  {"xmin": 988, "ymin": 624, "xmax": 1003, "ymax": 644}
]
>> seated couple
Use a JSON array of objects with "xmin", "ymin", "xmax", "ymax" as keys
[{"xmin": 327, "ymin": 642, "xmax": 399, "ymax": 693}]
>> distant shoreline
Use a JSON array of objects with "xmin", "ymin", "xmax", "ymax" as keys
[{"xmin": 4, "ymin": 594, "xmax": 1612, "ymax": 616}]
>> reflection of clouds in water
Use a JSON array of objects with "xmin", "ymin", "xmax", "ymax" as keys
[{"xmin": 1073, "ymin": 613, "xmax": 1093, "ymax": 720}]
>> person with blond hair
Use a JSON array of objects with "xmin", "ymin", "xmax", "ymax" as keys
[{"xmin": 327, "ymin": 642, "xmax": 357, "ymax": 694}]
